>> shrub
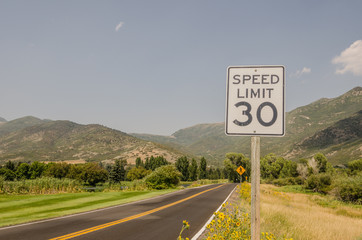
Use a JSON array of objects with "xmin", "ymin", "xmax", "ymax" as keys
[
  {"xmin": 126, "ymin": 167, "xmax": 151, "ymax": 181},
  {"xmin": 348, "ymin": 158, "xmax": 362, "ymax": 173},
  {"xmin": 0, "ymin": 168, "xmax": 16, "ymax": 181},
  {"xmin": 271, "ymin": 176, "xmax": 304, "ymax": 187},
  {"xmin": 44, "ymin": 162, "xmax": 70, "ymax": 179},
  {"xmin": 305, "ymin": 174, "xmax": 332, "ymax": 194},
  {"xmin": 294, "ymin": 176, "xmax": 304, "ymax": 185},
  {"xmin": 78, "ymin": 163, "xmax": 108, "ymax": 186},
  {"xmin": 305, "ymin": 175, "xmax": 319, "ymax": 190},
  {"xmin": 29, "ymin": 161, "xmax": 46, "ymax": 179},
  {"xmin": 144, "ymin": 165, "xmax": 181, "ymax": 189},
  {"xmin": 15, "ymin": 163, "xmax": 31, "ymax": 180},
  {"xmin": 331, "ymin": 173, "xmax": 362, "ymax": 204}
]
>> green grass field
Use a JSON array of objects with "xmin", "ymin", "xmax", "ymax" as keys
[{"xmin": 0, "ymin": 189, "xmax": 176, "ymax": 227}]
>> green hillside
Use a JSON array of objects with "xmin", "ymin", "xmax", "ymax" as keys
[
  {"xmin": 132, "ymin": 87, "xmax": 362, "ymax": 165},
  {"xmin": 299, "ymin": 110, "xmax": 361, "ymax": 148},
  {"xmin": 0, "ymin": 120, "xmax": 186, "ymax": 165},
  {"xmin": 289, "ymin": 110, "xmax": 362, "ymax": 164}
]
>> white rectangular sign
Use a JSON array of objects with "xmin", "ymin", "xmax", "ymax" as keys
[{"xmin": 226, "ymin": 66, "xmax": 285, "ymax": 136}]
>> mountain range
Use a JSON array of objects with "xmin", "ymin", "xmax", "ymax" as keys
[
  {"xmin": 0, "ymin": 86, "xmax": 361, "ymax": 166},
  {"xmin": 0, "ymin": 117, "xmax": 185, "ymax": 165},
  {"xmin": 132, "ymin": 87, "xmax": 362, "ymax": 165}
]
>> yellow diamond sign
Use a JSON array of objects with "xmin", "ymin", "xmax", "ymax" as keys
[{"xmin": 236, "ymin": 166, "xmax": 245, "ymax": 175}]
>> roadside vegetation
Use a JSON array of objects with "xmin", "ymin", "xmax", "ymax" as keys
[
  {"xmin": 0, "ymin": 155, "xmax": 225, "ymax": 194},
  {"xmin": 222, "ymin": 152, "xmax": 362, "ymax": 205},
  {"xmin": 200, "ymin": 182, "xmax": 361, "ymax": 240},
  {"xmin": 1, "ymin": 152, "xmax": 360, "ymax": 205},
  {"xmin": 195, "ymin": 152, "xmax": 361, "ymax": 239},
  {"xmin": 201, "ymin": 183, "xmax": 294, "ymax": 240}
]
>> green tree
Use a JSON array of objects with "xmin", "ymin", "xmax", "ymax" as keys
[
  {"xmin": 153, "ymin": 156, "xmax": 169, "ymax": 170},
  {"xmin": 135, "ymin": 157, "xmax": 144, "ymax": 168},
  {"xmin": 145, "ymin": 156, "xmax": 169, "ymax": 171},
  {"xmin": 348, "ymin": 158, "xmax": 362, "ymax": 173},
  {"xmin": 305, "ymin": 173, "xmax": 332, "ymax": 194},
  {"xmin": 67, "ymin": 164, "xmax": 83, "ymax": 180},
  {"xmin": 0, "ymin": 168, "xmax": 16, "ymax": 181},
  {"xmin": 5, "ymin": 161, "xmax": 15, "ymax": 171},
  {"xmin": 29, "ymin": 161, "xmax": 46, "ymax": 179},
  {"xmin": 15, "ymin": 163, "xmax": 30, "ymax": 180},
  {"xmin": 261, "ymin": 153, "xmax": 289, "ymax": 179},
  {"xmin": 144, "ymin": 158, "xmax": 150, "ymax": 170},
  {"xmin": 208, "ymin": 167, "xmax": 221, "ymax": 180},
  {"xmin": 109, "ymin": 160, "xmax": 126, "ymax": 183},
  {"xmin": 44, "ymin": 162, "xmax": 70, "ymax": 179},
  {"xmin": 199, "ymin": 157, "xmax": 207, "ymax": 179},
  {"xmin": 175, "ymin": 156, "xmax": 190, "ymax": 181},
  {"xmin": 314, "ymin": 153, "xmax": 333, "ymax": 173},
  {"xmin": 79, "ymin": 163, "xmax": 108, "ymax": 186},
  {"xmin": 144, "ymin": 165, "xmax": 181, "ymax": 189},
  {"xmin": 126, "ymin": 166, "xmax": 151, "ymax": 181},
  {"xmin": 279, "ymin": 160, "xmax": 298, "ymax": 178},
  {"xmin": 224, "ymin": 159, "xmax": 237, "ymax": 182},
  {"xmin": 224, "ymin": 153, "xmax": 250, "ymax": 182},
  {"xmin": 189, "ymin": 158, "xmax": 198, "ymax": 181}
]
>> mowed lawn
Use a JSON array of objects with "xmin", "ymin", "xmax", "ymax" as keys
[{"xmin": 0, "ymin": 189, "xmax": 176, "ymax": 227}]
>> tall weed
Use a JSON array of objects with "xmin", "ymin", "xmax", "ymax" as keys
[{"xmin": 0, "ymin": 177, "xmax": 82, "ymax": 194}]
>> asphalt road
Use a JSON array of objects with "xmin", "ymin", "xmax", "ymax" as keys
[{"xmin": 0, "ymin": 183, "xmax": 237, "ymax": 240}]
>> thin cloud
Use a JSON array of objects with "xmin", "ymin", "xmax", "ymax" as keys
[
  {"xmin": 332, "ymin": 40, "xmax": 362, "ymax": 76},
  {"xmin": 115, "ymin": 21, "xmax": 124, "ymax": 32},
  {"xmin": 291, "ymin": 67, "xmax": 311, "ymax": 78}
]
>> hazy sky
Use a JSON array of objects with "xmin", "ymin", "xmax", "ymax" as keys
[{"xmin": 1, "ymin": 1, "xmax": 361, "ymax": 135}]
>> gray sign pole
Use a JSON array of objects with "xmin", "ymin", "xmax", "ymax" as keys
[{"xmin": 251, "ymin": 136, "xmax": 260, "ymax": 240}]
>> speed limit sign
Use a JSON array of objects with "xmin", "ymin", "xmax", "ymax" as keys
[{"xmin": 225, "ymin": 66, "xmax": 285, "ymax": 136}]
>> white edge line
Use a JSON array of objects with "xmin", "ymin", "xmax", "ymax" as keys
[
  {"xmin": 0, "ymin": 184, "xmax": 214, "ymax": 231},
  {"xmin": 191, "ymin": 184, "xmax": 238, "ymax": 240}
]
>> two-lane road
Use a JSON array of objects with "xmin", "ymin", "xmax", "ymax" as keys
[{"xmin": 0, "ymin": 183, "xmax": 237, "ymax": 240}]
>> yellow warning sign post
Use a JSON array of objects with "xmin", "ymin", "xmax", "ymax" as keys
[{"xmin": 236, "ymin": 166, "xmax": 245, "ymax": 176}]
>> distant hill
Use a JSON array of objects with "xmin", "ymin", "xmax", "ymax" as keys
[
  {"xmin": 0, "ymin": 116, "xmax": 48, "ymax": 136},
  {"xmin": 291, "ymin": 110, "xmax": 362, "ymax": 163},
  {"xmin": 132, "ymin": 87, "xmax": 362, "ymax": 165},
  {"xmin": 0, "ymin": 120, "xmax": 186, "ymax": 165},
  {"xmin": 299, "ymin": 110, "xmax": 361, "ymax": 148},
  {"xmin": 0, "ymin": 117, "xmax": 6, "ymax": 122},
  {"xmin": 2, "ymin": 87, "xmax": 361, "ymax": 166}
]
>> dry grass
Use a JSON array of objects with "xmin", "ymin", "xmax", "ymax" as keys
[{"xmin": 260, "ymin": 184, "xmax": 362, "ymax": 240}]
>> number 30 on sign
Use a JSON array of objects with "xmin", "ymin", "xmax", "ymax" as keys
[{"xmin": 225, "ymin": 66, "xmax": 285, "ymax": 136}]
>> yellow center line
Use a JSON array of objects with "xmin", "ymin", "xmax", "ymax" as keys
[{"xmin": 49, "ymin": 184, "xmax": 224, "ymax": 240}]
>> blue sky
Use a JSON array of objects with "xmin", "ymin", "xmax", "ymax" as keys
[{"xmin": 1, "ymin": 0, "xmax": 361, "ymax": 135}]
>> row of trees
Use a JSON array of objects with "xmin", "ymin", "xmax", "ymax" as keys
[
  {"xmin": 222, "ymin": 152, "xmax": 336, "ymax": 183},
  {"xmin": 2, "ymin": 153, "xmax": 360, "ymax": 202},
  {"xmin": 0, "ymin": 155, "xmax": 216, "ymax": 186},
  {"xmin": 0, "ymin": 161, "xmax": 108, "ymax": 186}
]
